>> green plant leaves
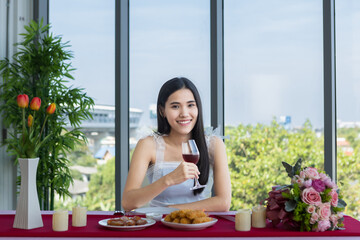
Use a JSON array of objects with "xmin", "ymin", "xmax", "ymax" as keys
[
  {"xmin": 285, "ymin": 200, "xmax": 297, "ymax": 212},
  {"xmin": 282, "ymin": 161, "xmax": 293, "ymax": 178},
  {"xmin": 282, "ymin": 158, "xmax": 302, "ymax": 178},
  {"xmin": 0, "ymin": 19, "xmax": 94, "ymax": 210},
  {"xmin": 337, "ymin": 199, "xmax": 347, "ymax": 209}
]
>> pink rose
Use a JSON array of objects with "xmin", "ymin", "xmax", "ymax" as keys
[
  {"xmin": 314, "ymin": 220, "xmax": 331, "ymax": 232},
  {"xmin": 319, "ymin": 173, "xmax": 328, "ymax": 180},
  {"xmin": 307, "ymin": 205, "xmax": 316, "ymax": 214},
  {"xmin": 312, "ymin": 179, "xmax": 326, "ymax": 192},
  {"xmin": 324, "ymin": 177, "xmax": 332, "ymax": 187},
  {"xmin": 310, "ymin": 212, "xmax": 319, "ymax": 224},
  {"xmin": 300, "ymin": 171, "xmax": 306, "ymax": 179},
  {"xmin": 318, "ymin": 203, "xmax": 331, "ymax": 220},
  {"xmin": 304, "ymin": 167, "xmax": 320, "ymax": 180},
  {"xmin": 329, "ymin": 190, "xmax": 338, "ymax": 206},
  {"xmin": 301, "ymin": 187, "xmax": 322, "ymax": 206},
  {"xmin": 330, "ymin": 214, "xmax": 338, "ymax": 225},
  {"xmin": 324, "ymin": 178, "xmax": 338, "ymax": 189},
  {"xmin": 303, "ymin": 179, "xmax": 312, "ymax": 188},
  {"xmin": 292, "ymin": 175, "xmax": 305, "ymax": 186},
  {"xmin": 331, "ymin": 181, "xmax": 338, "ymax": 190},
  {"xmin": 296, "ymin": 177, "xmax": 304, "ymax": 186}
]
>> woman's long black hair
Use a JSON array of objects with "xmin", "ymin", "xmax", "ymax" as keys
[{"xmin": 156, "ymin": 77, "xmax": 209, "ymax": 195}]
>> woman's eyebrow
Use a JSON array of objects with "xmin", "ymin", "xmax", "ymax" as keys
[
  {"xmin": 169, "ymin": 101, "xmax": 180, "ymax": 105},
  {"xmin": 169, "ymin": 100, "xmax": 196, "ymax": 105}
]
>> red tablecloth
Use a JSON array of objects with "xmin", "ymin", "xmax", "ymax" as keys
[{"xmin": 0, "ymin": 214, "xmax": 359, "ymax": 238}]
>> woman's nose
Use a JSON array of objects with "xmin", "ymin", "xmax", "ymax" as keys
[{"xmin": 180, "ymin": 108, "xmax": 189, "ymax": 117}]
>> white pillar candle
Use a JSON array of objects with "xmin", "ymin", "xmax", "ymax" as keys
[
  {"xmin": 52, "ymin": 210, "xmax": 68, "ymax": 231},
  {"xmin": 72, "ymin": 206, "xmax": 87, "ymax": 227},
  {"xmin": 235, "ymin": 209, "xmax": 251, "ymax": 231},
  {"xmin": 251, "ymin": 205, "xmax": 266, "ymax": 228}
]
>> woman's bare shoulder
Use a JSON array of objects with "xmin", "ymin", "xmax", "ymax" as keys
[
  {"xmin": 130, "ymin": 136, "xmax": 157, "ymax": 166},
  {"xmin": 210, "ymin": 136, "xmax": 227, "ymax": 163},
  {"xmin": 136, "ymin": 135, "xmax": 156, "ymax": 149},
  {"xmin": 208, "ymin": 135, "xmax": 225, "ymax": 149}
]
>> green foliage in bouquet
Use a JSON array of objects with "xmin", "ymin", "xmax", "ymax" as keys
[{"xmin": 0, "ymin": 19, "xmax": 94, "ymax": 210}]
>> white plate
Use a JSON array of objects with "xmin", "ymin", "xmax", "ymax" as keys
[
  {"xmin": 98, "ymin": 218, "xmax": 156, "ymax": 231},
  {"xmin": 133, "ymin": 207, "xmax": 179, "ymax": 215},
  {"xmin": 160, "ymin": 218, "xmax": 218, "ymax": 231}
]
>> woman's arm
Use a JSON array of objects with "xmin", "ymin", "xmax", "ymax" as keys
[
  {"xmin": 122, "ymin": 137, "xmax": 167, "ymax": 210},
  {"xmin": 122, "ymin": 137, "xmax": 200, "ymax": 211},
  {"xmin": 170, "ymin": 137, "xmax": 232, "ymax": 211}
]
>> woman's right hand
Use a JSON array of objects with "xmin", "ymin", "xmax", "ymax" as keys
[{"xmin": 164, "ymin": 161, "xmax": 200, "ymax": 186}]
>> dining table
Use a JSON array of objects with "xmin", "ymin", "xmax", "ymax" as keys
[{"xmin": 1, "ymin": 210, "xmax": 360, "ymax": 240}]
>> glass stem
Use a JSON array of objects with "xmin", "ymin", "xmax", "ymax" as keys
[{"xmin": 195, "ymin": 178, "xmax": 201, "ymax": 186}]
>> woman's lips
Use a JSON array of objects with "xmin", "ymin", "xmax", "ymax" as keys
[{"xmin": 177, "ymin": 119, "xmax": 192, "ymax": 126}]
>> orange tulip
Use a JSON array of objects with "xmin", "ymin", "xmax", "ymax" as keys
[
  {"xmin": 28, "ymin": 114, "xmax": 33, "ymax": 127},
  {"xmin": 46, "ymin": 103, "xmax": 56, "ymax": 115},
  {"xmin": 17, "ymin": 94, "xmax": 29, "ymax": 108},
  {"xmin": 30, "ymin": 97, "xmax": 41, "ymax": 111}
]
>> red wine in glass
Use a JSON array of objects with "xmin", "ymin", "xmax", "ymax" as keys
[
  {"xmin": 182, "ymin": 154, "xmax": 199, "ymax": 164},
  {"xmin": 182, "ymin": 140, "xmax": 206, "ymax": 190}
]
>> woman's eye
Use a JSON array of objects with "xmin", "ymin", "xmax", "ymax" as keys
[
  {"xmin": 188, "ymin": 103, "xmax": 196, "ymax": 107},
  {"xmin": 171, "ymin": 105, "xmax": 179, "ymax": 109}
]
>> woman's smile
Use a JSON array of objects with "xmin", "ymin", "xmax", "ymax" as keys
[{"xmin": 177, "ymin": 119, "xmax": 192, "ymax": 126}]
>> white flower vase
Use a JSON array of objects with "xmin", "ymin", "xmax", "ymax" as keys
[{"xmin": 13, "ymin": 158, "xmax": 43, "ymax": 229}]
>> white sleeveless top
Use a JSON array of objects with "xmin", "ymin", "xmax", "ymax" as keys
[{"xmin": 146, "ymin": 134, "xmax": 215, "ymax": 207}]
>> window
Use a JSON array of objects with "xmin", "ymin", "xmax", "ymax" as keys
[
  {"xmin": 129, "ymin": 0, "xmax": 210, "ymax": 202},
  {"xmin": 50, "ymin": 0, "xmax": 115, "ymax": 210},
  {"xmin": 129, "ymin": 0, "xmax": 211, "ymax": 132},
  {"xmin": 224, "ymin": 0, "xmax": 324, "ymax": 210},
  {"xmin": 335, "ymin": 0, "xmax": 360, "ymax": 219}
]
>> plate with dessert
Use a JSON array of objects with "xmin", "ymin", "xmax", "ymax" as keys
[{"xmin": 98, "ymin": 216, "xmax": 156, "ymax": 231}]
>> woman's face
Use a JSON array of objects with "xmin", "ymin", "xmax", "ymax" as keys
[{"xmin": 163, "ymin": 88, "xmax": 198, "ymax": 136}]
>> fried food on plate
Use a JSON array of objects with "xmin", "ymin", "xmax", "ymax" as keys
[
  {"xmin": 164, "ymin": 209, "xmax": 213, "ymax": 224},
  {"xmin": 192, "ymin": 216, "xmax": 213, "ymax": 224},
  {"xmin": 180, "ymin": 217, "xmax": 192, "ymax": 224},
  {"xmin": 186, "ymin": 210, "xmax": 207, "ymax": 220}
]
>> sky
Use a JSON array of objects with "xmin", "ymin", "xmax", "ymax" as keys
[{"xmin": 49, "ymin": 0, "xmax": 360, "ymax": 130}]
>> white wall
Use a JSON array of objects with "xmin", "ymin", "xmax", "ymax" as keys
[{"xmin": 0, "ymin": 0, "xmax": 33, "ymax": 210}]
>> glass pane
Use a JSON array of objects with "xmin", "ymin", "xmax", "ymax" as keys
[
  {"xmin": 224, "ymin": 0, "xmax": 323, "ymax": 210},
  {"xmin": 129, "ymin": 0, "xmax": 210, "ymax": 203},
  {"xmin": 335, "ymin": 0, "xmax": 360, "ymax": 220},
  {"xmin": 50, "ymin": 0, "xmax": 115, "ymax": 211},
  {"xmin": 130, "ymin": 0, "xmax": 210, "ymax": 129}
]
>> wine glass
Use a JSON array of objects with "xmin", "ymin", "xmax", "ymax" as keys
[{"xmin": 182, "ymin": 139, "xmax": 206, "ymax": 190}]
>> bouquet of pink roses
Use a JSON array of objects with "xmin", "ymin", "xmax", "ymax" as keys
[{"xmin": 266, "ymin": 158, "xmax": 347, "ymax": 232}]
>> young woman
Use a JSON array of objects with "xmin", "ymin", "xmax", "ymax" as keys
[{"xmin": 122, "ymin": 77, "xmax": 231, "ymax": 211}]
